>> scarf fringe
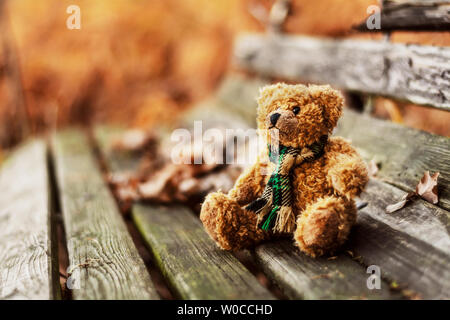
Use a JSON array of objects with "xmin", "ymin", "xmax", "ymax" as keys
[{"xmin": 273, "ymin": 206, "xmax": 296, "ymax": 233}]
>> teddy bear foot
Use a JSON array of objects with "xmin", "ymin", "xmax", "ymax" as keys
[
  {"xmin": 294, "ymin": 196, "xmax": 356, "ymax": 257},
  {"xmin": 200, "ymin": 192, "xmax": 268, "ymax": 251}
]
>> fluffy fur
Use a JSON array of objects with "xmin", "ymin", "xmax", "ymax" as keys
[{"xmin": 200, "ymin": 83, "xmax": 368, "ymax": 257}]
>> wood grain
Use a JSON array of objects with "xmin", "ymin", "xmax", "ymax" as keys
[
  {"xmin": 254, "ymin": 240, "xmax": 399, "ymax": 300},
  {"xmin": 52, "ymin": 129, "xmax": 159, "ymax": 300},
  {"xmin": 94, "ymin": 127, "xmax": 274, "ymax": 299},
  {"xmin": 0, "ymin": 140, "xmax": 59, "ymax": 299},
  {"xmin": 360, "ymin": 179, "xmax": 450, "ymax": 255},
  {"xmin": 356, "ymin": 0, "xmax": 450, "ymax": 31},
  {"xmin": 336, "ymin": 109, "xmax": 450, "ymax": 211},
  {"xmin": 353, "ymin": 179, "xmax": 450, "ymax": 299},
  {"xmin": 255, "ymin": 179, "xmax": 450, "ymax": 299},
  {"xmin": 133, "ymin": 205, "xmax": 274, "ymax": 299},
  {"xmin": 234, "ymin": 34, "xmax": 450, "ymax": 111}
]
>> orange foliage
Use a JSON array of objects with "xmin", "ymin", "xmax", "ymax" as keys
[
  {"xmin": 1, "ymin": 0, "xmax": 448, "ymax": 147},
  {"xmin": 1, "ymin": 0, "xmax": 261, "ymax": 142}
]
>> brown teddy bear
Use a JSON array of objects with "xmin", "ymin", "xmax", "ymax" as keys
[{"xmin": 200, "ymin": 83, "xmax": 368, "ymax": 257}]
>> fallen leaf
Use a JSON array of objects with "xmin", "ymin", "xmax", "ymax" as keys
[
  {"xmin": 386, "ymin": 192, "xmax": 416, "ymax": 213},
  {"xmin": 385, "ymin": 171, "xmax": 439, "ymax": 213},
  {"xmin": 138, "ymin": 164, "xmax": 180, "ymax": 199},
  {"xmin": 113, "ymin": 129, "xmax": 157, "ymax": 152},
  {"xmin": 415, "ymin": 171, "xmax": 439, "ymax": 204}
]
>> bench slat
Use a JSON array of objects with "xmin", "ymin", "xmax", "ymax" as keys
[
  {"xmin": 336, "ymin": 109, "xmax": 450, "ymax": 211},
  {"xmin": 234, "ymin": 34, "xmax": 450, "ymax": 111},
  {"xmin": 95, "ymin": 127, "xmax": 274, "ymax": 299},
  {"xmin": 356, "ymin": 0, "xmax": 450, "ymax": 32},
  {"xmin": 354, "ymin": 179, "xmax": 450, "ymax": 299},
  {"xmin": 254, "ymin": 240, "xmax": 399, "ymax": 300},
  {"xmin": 256, "ymin": 179, "xmax": 450, "ymax": 300},
  {"xmin": 134, "ymin": 205, "xmax": 274, "ymax": 299},
  {"xmin": 0, "ymin": 140, "xmax": 59, "ymax": 299},
  {"xmin": 52, "ymin": 130, "xmax": 159, "ymax": 300},
  {"xmin": 361, "ymin": 179, "xmax": 450, "ymax": 255}
]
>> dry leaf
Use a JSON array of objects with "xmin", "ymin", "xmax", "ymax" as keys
[
  {"xmin": 113, "ymin": 129, "xmax": 157, "ymax": 152},
  {"xmin": 385, "ymin": 171, "xmax": 439, "ymax": 213},
  {"xmin": 138, "ymin": 164, "xmax": 180, "ymax": 199},
  {"xmin": 415, "ymin": 171, "xmax": 439, "ymax": 204},
  {"xmin": 367, "ymin": 160, "xmax": 379, "ymax": 177},
  {"xmin": 386, "ymin": 192, "xmax": 416, "ymax": 214},
  {"xmin": 116, "ymin": 185, "xmax": 140, "ymax": 202}
]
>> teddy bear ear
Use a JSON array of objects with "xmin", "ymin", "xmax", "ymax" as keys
[
  {"xmin": 256, "ymin": 83, "xmax": 285, "ymax": 128},
  {"xmin": 308, "ymin": 84, "xmax": 344, "ymax": 131},
  {"xmin": 257, "ymin": 83, "xmax": 283, "ymax": 107}
]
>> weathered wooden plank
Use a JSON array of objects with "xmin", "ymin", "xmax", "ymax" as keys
[
  {"xmin": 353, "ymin": 179, "xmax": 450, "ymax": 299},
  {"xmin": 0, "ymin": 140, "xmax": 59, "ymax": 299},
  {"xmin": 336, "ymin": 109, "xmax": 450, "ymax": 211},
  {"xmin": 133, "ymin": 205, "xmax": 274, "ymax": 299},
  {"xmin": 234, "ymin": 33, "xmax": 450, "ymax": 111},
  {"xmin": 356, "ymin": 0, "xmax": 450, "ymax": 31},
  {"xmin": 254, "ymin": 157, "xmax": 450, "ymax": 300},
  {"xmin": 94, "ymin": 127, "xmax": 274, "ymax": 299},
  {"xmin": 254, "ymin": 240, "xmax": 399, "ymax": 300},
  {"xmin": 256, "ymin": 179, "xmax": 450, "ymax": 300},
  {"xmin": 360, "ymin": 179, "xmax": 450, "ymax": 255},
  {"xmin": 52, "ymin": 129, "xmax": 159, "ymax": 300}
]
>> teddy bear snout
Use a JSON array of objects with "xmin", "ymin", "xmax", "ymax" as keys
[{"xmin": 270, "ymin": 113, "xmax": 281, "ymax": 126}]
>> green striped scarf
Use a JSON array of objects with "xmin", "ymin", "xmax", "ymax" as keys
[{"xmin": 245, "ymin": 135, "xmax": 328, "ymax": 233}]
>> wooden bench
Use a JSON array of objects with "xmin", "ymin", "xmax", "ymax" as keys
[
  {"xmin": 1, "ymin": 2, "xmax": 449, "ymax": 300},
  {"xmin": 178, "ymin": 72, "xmax": 450, "ymax": 300}
]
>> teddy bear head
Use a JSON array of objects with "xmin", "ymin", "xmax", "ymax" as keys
[{"xmin": 256, "ymin": 83, "xmax": 344, "ymax": 148}]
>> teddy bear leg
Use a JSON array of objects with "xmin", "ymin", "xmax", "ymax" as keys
[
  {"xmin": 294, "ymin": 196, "xmax": 356, "ymax": 257},
  {"xmin": 200, "ymin": 192, "xmax": 268, "ymax": 250}
]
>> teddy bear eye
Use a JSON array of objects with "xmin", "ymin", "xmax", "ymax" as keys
[{"xmin": 292, "ymin": 106, "xmax": 300, "ymax": 115}]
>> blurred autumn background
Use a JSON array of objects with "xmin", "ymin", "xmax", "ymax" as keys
[{"xmin": 0, "ymin": 0, "xmax": 449, "ymax": 152}]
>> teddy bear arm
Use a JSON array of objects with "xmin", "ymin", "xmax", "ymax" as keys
[
  {"xmin": 326, "ymin": 152, "xmax": 369, "ymax": 199},
  {"xmin": 227, "ymin": 160, "xmax": 267, "ymax": 206}
]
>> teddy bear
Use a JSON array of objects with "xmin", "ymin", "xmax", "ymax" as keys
[{"xmin": 200, "ymin": 83, "xmax": 368, "ymax": 257}]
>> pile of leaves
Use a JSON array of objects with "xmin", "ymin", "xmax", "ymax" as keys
[
  {"xmin": 108, "ymin": 129, "xmax": 245, "ymax": 212},
  {"xmin": 1, "ymin": 0, "xmax": 263, "ymax": 147}
]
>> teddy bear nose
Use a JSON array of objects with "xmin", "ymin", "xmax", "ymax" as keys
[{"xmin": 270, "ymin": 113, "xmax": 281, "ymax": 126}]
